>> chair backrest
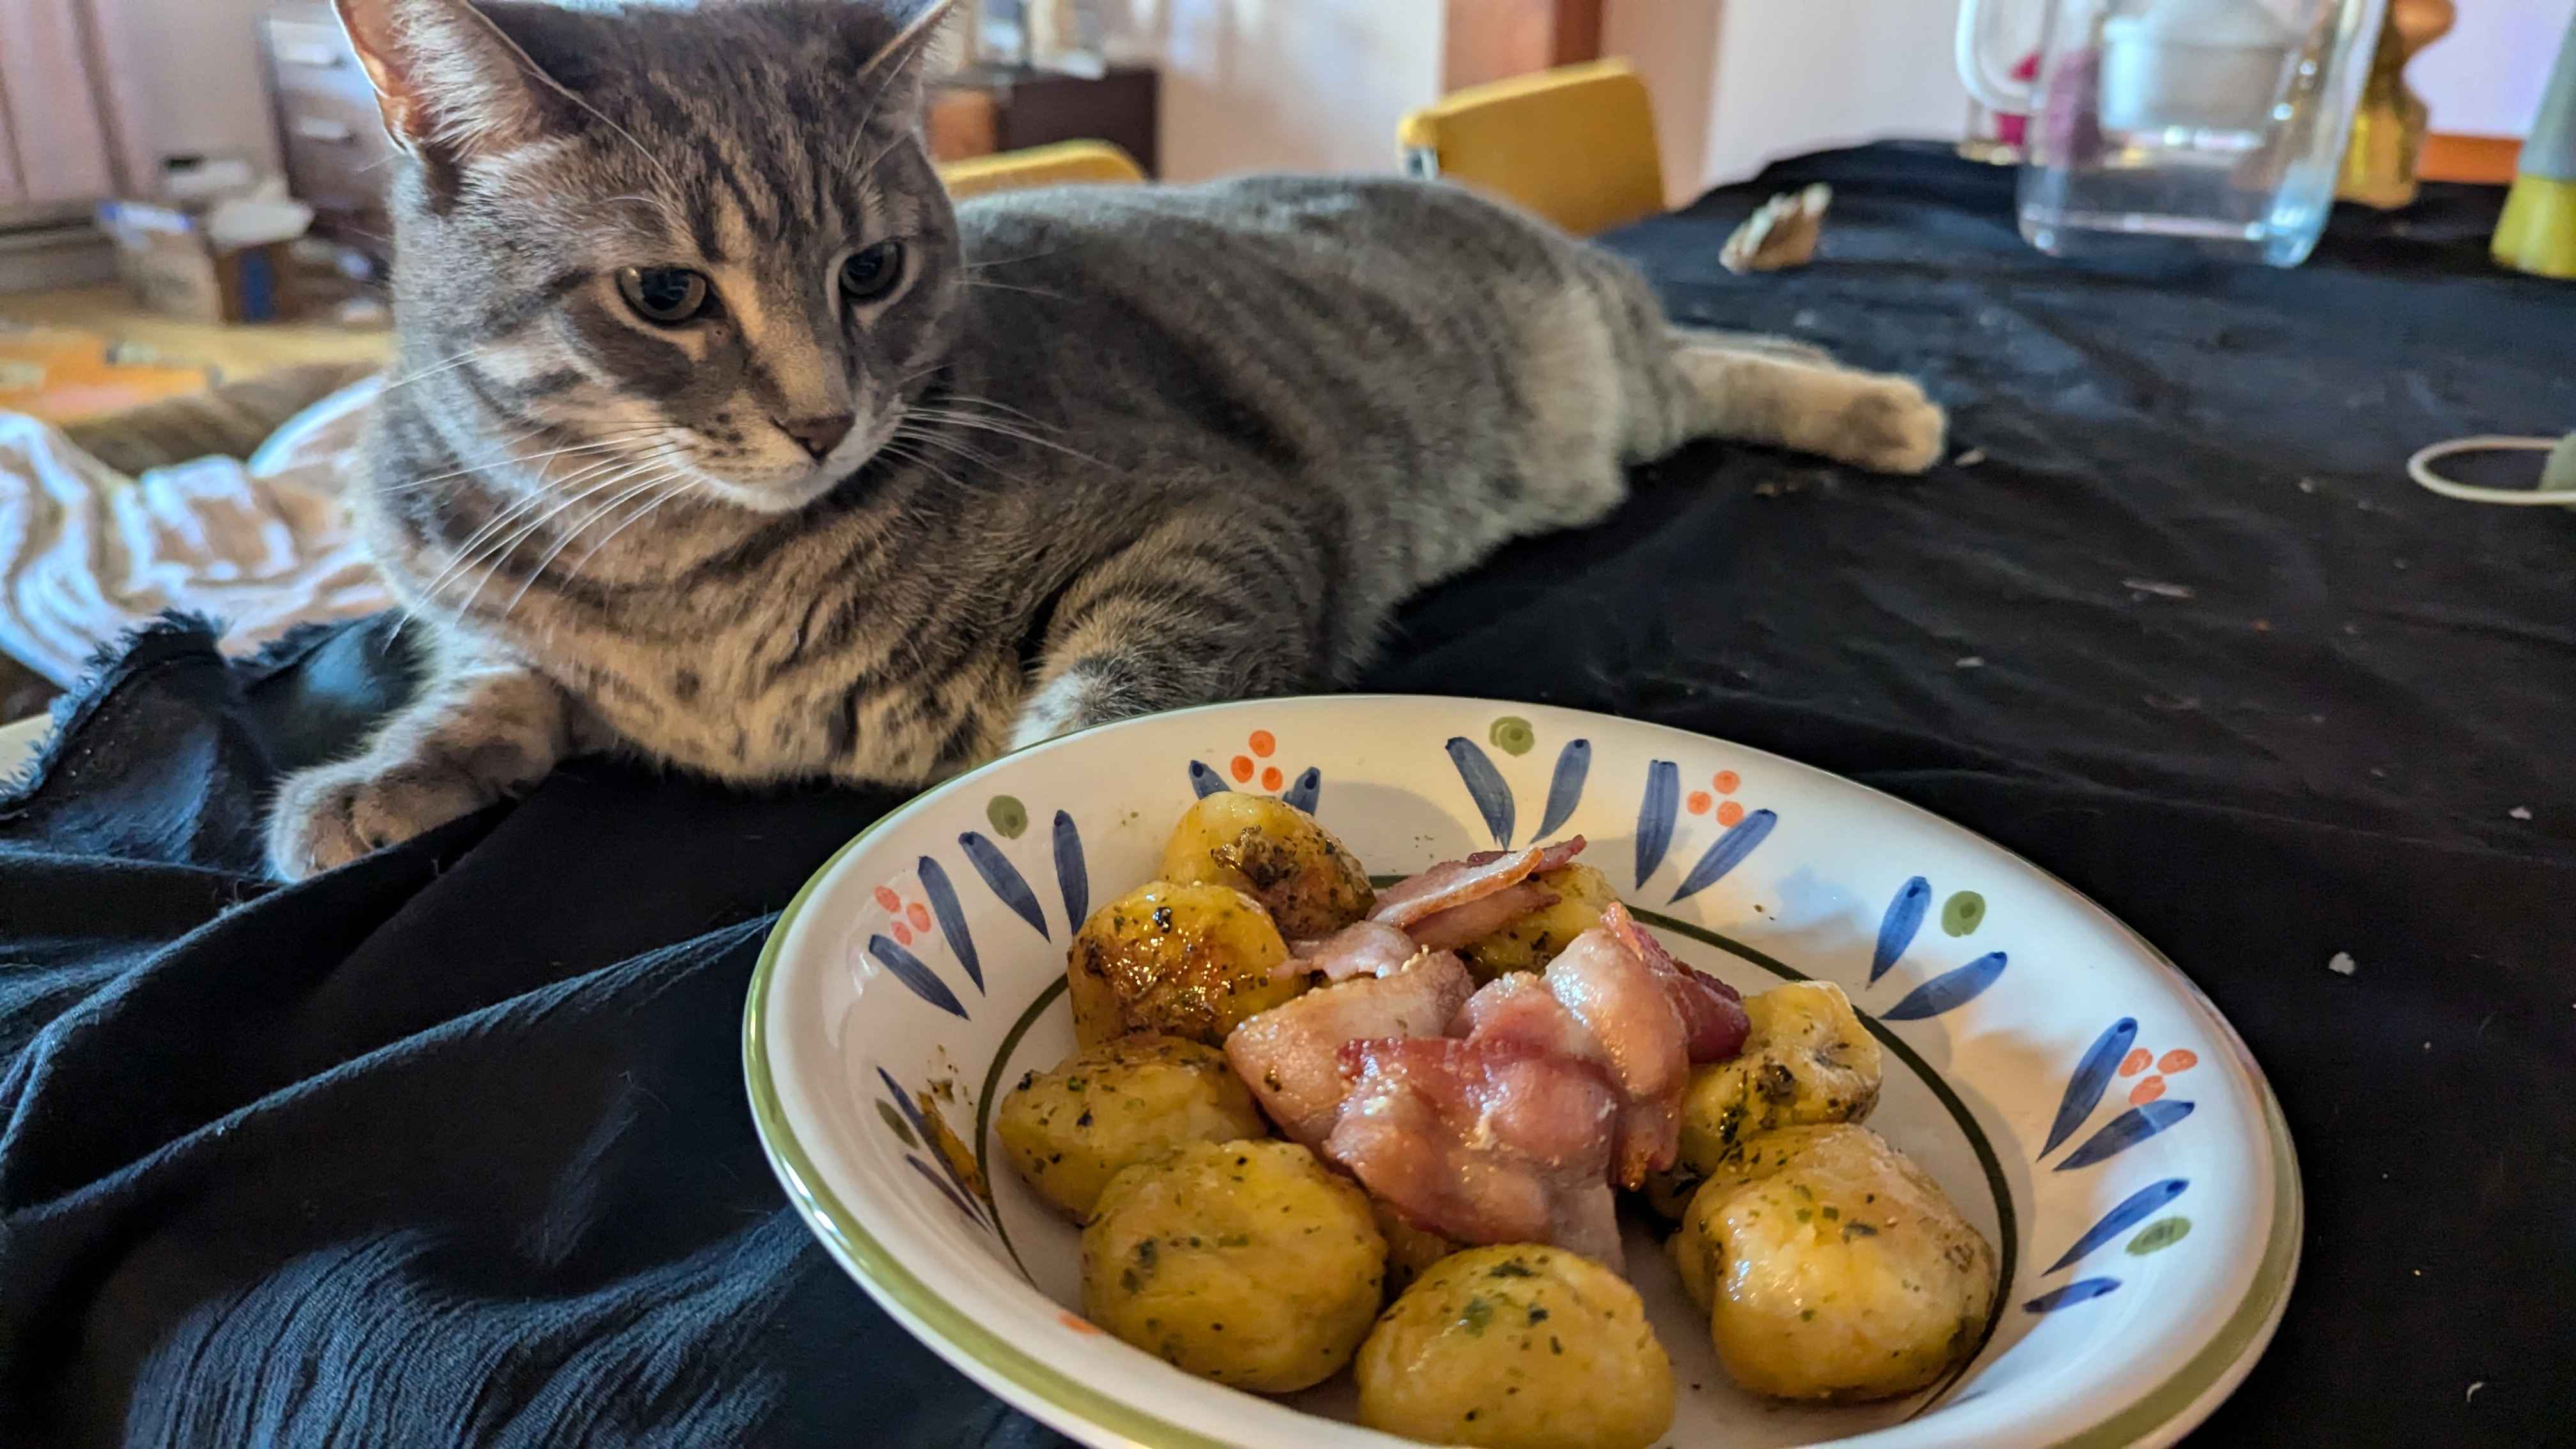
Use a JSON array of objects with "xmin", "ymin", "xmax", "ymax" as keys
[
  {"xmin": 1397, "ymin": 59, "xmax": 1666, "ymax": 236},
  {"xmin": 937, "ymin": 140, "xmax": 1148, "ymax": 201}
]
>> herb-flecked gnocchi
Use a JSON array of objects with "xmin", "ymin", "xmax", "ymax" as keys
[
  {"xmin": 1355, "ymin": 1245, "xmax": 1674, "ymax": 1449},
  {"xmin": 1079, "ymin": 1139, "xmax": 1385, "ymax": 1392},
  {"xmin": 1670, "ymin": 1123, "xmax": 1996, "ymax": 1402},
  {"xmin": 1066, "ymin": 880, "xmax": 1301, "ymax": 1046},
  {"xmin": 994, "ymin": 1034, "xmax": 1267, "ymax": 1220},
  {"xmin": 1001, "ymin": 799, "xmax": 1995, "ymax": 1443}
]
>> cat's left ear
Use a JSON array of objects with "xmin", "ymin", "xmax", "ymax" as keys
[{"xmin": 851, "ymin": 0, "xmax": 957, "ymax": 115}]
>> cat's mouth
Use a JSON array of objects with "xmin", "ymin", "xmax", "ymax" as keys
[{"xmin": 680, "ymin": 411, "xmax": 898, "ymax": 514}]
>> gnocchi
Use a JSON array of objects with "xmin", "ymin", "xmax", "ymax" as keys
[
  {"xmin": 1067, "ymin": 881, "xmax": 1301, "ymax": 1046},
  {"xmin": 995, "ymin": 1034, "xmax": 1268, "ymax": 1220}
]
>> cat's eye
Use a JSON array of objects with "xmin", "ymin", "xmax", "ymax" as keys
[
  {"xmin": 616, "ymin": 266, "xmax": 712, "ymax": 325},
  {"xmin": 840, "ymin": 240, "xmax": 905, "ymax": 305}
]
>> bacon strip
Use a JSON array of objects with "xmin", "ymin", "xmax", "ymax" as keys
[
  {"xmin": 1287, "ymin": 920, "xmax": 1424, "ymax": 983},
  {"xmin": 1325, "ymin": 1036, "xmax": 1625, "ymax": 1271},
  {"xmin": 1224, "ymin": 950, "xmax": 1475, "ymax": 1149},
  {"xmin": 1601, "ymin": 902, "xmax": 1750, "ymax": 1063},
  {"xmin": 1406, "ymin": 882, "xmax": 1559, "ymax": 951},
  {"xmin": 1366, "ymin": 836, "xmax": 1586, "ymax": 930}
]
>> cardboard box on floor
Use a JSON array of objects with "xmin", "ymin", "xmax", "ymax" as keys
[
  {"xmin": 95, "ymin": 204, "xmax": 294, "ymax": 325},
  {"xmin": 96, "ymin": 159, "xmax": 316, "ymax": 325}
]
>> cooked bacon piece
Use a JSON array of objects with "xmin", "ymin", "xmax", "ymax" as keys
[
  {"xmin": 1289, "ymin": 920, "xmax": 1424, "ymax": 983},
  {"xmin": 1406, "ymin": 881, "xmax": 1559, "ymax": 951},
  {"xmin": 1536, "ymin": 927, "xmax": 1690, "ymax": 1186},
  {"xmin": 1366, "ymin": 836, "xmax": 1587, "ymax": 930},
  {"xmin": 1225, "ymin": 950, "xmax": 1474, "ymax": 1148},
  {"xmin": 1325, "ymin": 1036, "xmax": 1625, "ymax": 1271},
  {"xmin": 1600, "ymin": 902, "xmax": 1751, "ymax": 1063}
]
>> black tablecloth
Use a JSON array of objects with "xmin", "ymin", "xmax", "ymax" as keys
[{"xmin": 4, "ymin": 144, "xmax": 2570, "ymax": 1446}]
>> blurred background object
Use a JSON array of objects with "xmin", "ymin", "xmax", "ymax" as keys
[
  {"xmin": 2494, "ymin": 10, "xmax": 2576, "ymax": 277},
  {"xmin": 2338, "ymin": 0, "xmax": 2457, "ymax": 208}
]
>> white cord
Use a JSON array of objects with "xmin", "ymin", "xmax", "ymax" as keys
[{"xmin": 2405, "ymin": 436, "xmax": 2575, "ymax": 507}]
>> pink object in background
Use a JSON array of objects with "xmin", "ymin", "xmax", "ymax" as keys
[
  {"xmin": 0, "ymin": 0, "xmax": 156, "ymax": 207},
  {"xmin": 1995, "ymin": 52, "xmax": 2043, "ymax": 146}
]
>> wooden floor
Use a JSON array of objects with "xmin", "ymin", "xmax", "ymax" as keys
[{"xmin": 0, "ymin": 284, "xmax": 390, "ymax": 388}]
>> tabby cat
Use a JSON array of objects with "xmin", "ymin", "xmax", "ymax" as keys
[{"xmin": 269, "ymin": 0, "xmax": 1946, "ymax": 879}]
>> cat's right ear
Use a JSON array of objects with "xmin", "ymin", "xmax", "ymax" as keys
[
  {"xmin": 332, "ymin": 0, "xmax": 578, "ymax": 162},
  {"xmin": 852, "ymin": 0, "xmax": 956, "ymax": 113}
]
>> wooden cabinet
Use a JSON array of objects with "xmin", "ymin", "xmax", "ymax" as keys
[
  {"xmin": 930, "ymin": 65, "xmax": 1160, "ymax": 173},
  {"xmin": 259, "ymin": 6, "xmax": 399, "ymax": 256}
]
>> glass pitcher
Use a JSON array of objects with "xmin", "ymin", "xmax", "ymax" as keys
[{"xmin": 1956, "ymin": 0, "xmax": 2390, "ymax": 266}]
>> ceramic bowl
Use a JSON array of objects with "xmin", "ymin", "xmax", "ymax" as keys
[{"xmin": 746, "ymin": 696, "xmax": 2298, "ymax": 1447}]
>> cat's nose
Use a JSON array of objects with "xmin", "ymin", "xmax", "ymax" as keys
[{"xmin": 779, "ymin": 413, "xmax": 855, "ymax": 460}]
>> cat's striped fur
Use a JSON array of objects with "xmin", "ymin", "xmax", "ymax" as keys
[{"xmin": 269, "ymin": 0, "xmax": 1945, "ymax": 878}]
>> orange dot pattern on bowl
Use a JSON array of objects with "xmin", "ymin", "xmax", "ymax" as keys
[
  {"xmin": 1713, "ymin": 770, "xmax": 1740, "ymax": 795},
  {"xmin": 1230, "ymin": 755, "xmax": 1255, "ymax": 783},
  {"xmin": 1261, "ymin": 766, "xmax": 1284, "ymax": 791},
  {"xmin": 1248, "ymin": 730, "xmax": 1275, "ymax": 758},
  {"xmin": 874, "ymin": 880, "xmax": 939, "ymax": 948},
  {"xmin": 1715, "ymin": 801, "xmax": 1745, "ymax": 827},
  {"xmin": 1687, "ymin": 790, "xmax": 1713, "ymax": 815},
  {"xmin": 2119, "ymin": 1040, "xmax": 2199, "ymax": 1107}
]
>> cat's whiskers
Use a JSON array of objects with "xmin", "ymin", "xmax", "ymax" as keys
[
  {"xmin": 566, "ymin": 472, "xmax": 698, "ymax": 576},
  {"xmin": 922, "ymin": 387, "xmax": 1056, "ymax": 431},
  {"xmin": 376, "ymin": 347, "xmax": 499, "ymax": 394},
  {"xmin": 961, "ymin": 277, "xmax": 1068, "ymax": 302},
  {"xmin": 901, "ymin": 404, "xmax": 1102, "ymax": 466},
  {"xmin": 404, "ymin": 447, "xmax": 664, "ymax": 630},
  {"xmin": 374, "ymin": 426, "xmax": 670, "ymax": 496},
  {"xmin": 500, "ymin": 445, "xmax": 693, "ymax": 620},
  {"xmin": 445, "ymin": 454, "xmax": 677, "ymax": 622},
  {"xmin": 962, "ymin": 250, "xmax": 1063, "ymax": 270}
]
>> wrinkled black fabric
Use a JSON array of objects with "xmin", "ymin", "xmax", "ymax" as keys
[{"xmin": 2, "ymin": 145, "xmax": 2569, "ymax": 1446}]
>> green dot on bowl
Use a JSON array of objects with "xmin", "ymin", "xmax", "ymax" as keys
[
  {"xmin": 1489, "ymin": 716, "xmax": 1536, "ymax": 755},
  {"xmin": 2125, "ymin": 1216, "xmax": 2191, "ymax": 1256},
  {"xmin": 986, "ymin": 795, "xmax": 1029, "ymax": 839},
  {"xmin": 1942, "ymin": 890, "xmax": 1986, "ymax": 937}
]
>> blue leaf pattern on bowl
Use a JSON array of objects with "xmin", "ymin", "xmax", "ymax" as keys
[
  {"xmin": 1880, "ymin": 951, "xmax": 2008, "ymax": 1021},
  {"xmin": 960, "ymin": 832, "xmax": 1049, "ymax": 939},
  {"xmin": 2043, "ymin": 1018, "xmax": 2138, "ymax": 1158},
  {"xmin": 1187, "ymin": 760, "xmax": 1229, "ymax": 798},
  {"xmin": 868, "ymin": 934, "xmax": 967, "ymax": 1018},
  {"xmin": 1445, "ymin": 737, "xmax": 1515, "ymax": 847},
  {"xmin": 906, "ymin": 1155, "xmax": 981, "ymax": 1223},
  {"xmin": 2023, "ymin": 1278, "xmax": 2121, "ymax": 1314},
  {"xmin": 1634, "ymin": 760, "xmax": 1678, "ymax": 886},
  {"xmin": 1282, "ymin": 766, "xmax": 1322, "ymax": 814},
  {"xmin": 915, "ymin": 856, "xmax": 981, "ymax": 993},
  {"xmin": 878, "ymin": 1067, "xmax": 987, "ymax": 1225},
  {"xmin": 1871, "ymin": 876, "xmax": 1931, "ymax": 985},
  {"xmin": 1052, "ymin": 811, "xmax": 1088, "ymax": 933},
  {"xmin": 2058, "ymin": 1100, "xmax": 2196, "ymax": 1170},
  {"xmin": 2046, "ymin": 1177, "xmax": 2188, "ymax": 1273},
  {"xmin": 1535, "ymin": 739, "xmax": 1590, "ymax": 840},
  {"xmin": 1669, "ymin": 808, "xmax": 1778, "ymax": 903}
]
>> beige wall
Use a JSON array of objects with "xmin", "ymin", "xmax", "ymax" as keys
[
  {"xmin": 109, "ymin": 0, "xmax": 282, "ymax": 177},
  {"xmin": 1142, "ymin": 0, "xmax": 1446, "ymax": 181}
]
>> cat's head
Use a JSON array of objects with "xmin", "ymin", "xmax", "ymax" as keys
[{"xmin": 339, "ymin": 0, "xmax": 962, "ymax": 514}]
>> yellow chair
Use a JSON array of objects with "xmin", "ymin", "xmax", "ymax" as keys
[
  {"xmin": 937, "ymin": 140, "xmax": 1148, "ymax": 201},
  {"xmin": 1396, "ymin": 59, "xmax": 1666, "ymax": 236}
]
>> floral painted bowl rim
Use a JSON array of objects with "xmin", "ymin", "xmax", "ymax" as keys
[{"xmin": 743, "ymin": 694, "xmax": 2303, "ymax": 1448}]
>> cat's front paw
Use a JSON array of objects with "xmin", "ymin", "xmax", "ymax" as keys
[
  {"xmin": 1840, "ymin": 377, "xmax": 1948, "ymax": 475},
  {"xmin": 268, "ymin": 755, "xmax": 496, "ymax": 880}
]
